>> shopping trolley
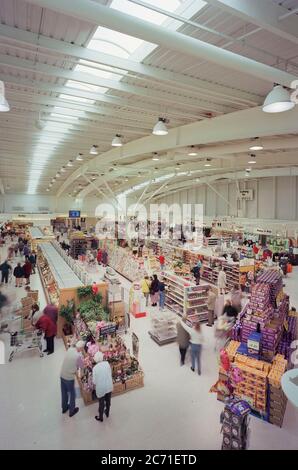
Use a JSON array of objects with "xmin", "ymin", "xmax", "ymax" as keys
[{"xmin": 8, "ymin": 328, "xmax": 44, "ymax": 362}]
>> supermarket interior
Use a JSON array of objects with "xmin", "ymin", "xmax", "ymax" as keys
[{"xmin": 0, "ymin": 0, "xmax": 298, "ymax": 453}]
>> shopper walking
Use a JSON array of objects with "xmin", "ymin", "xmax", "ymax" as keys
[
  {"xmin": 23, "ymin": 244, "xmax": 30, "ymax": 259},
  {"xmin": 223, "ymin": 299, "xmax": 238, "ymax": 319},
  {"xmin": 96, "ymin": 248, "xmax": 102, "ymax": 265},
  {"xmin": 230, "ymin": 284, "xmax": 242, "ymax": 313},
  {"xmin": 7, "ymin": 245, "xmax": 14, "ymax": 260},
  {"xmin": 102, "ymin": 249, "xmax": 108, "ymax": 267},
  {"xmin": 23, "ymin": 259, "xmax": 32, "ymax": 285},
  {"xmin": 150, "ymin": 274, "xmax": 159, "ymax": 307},
  {"xmin": 60, "ymin": 341, "xmax": 85, "ymax": 417},
  {"xmin": 35, "ymin": 313, "xmax": 57, "ymax": 355},
  {"xmin": 0, "ymin": 260, "xmax": 12, "ymax": 284},
  {"xmin": 159, "ymin": 253, "xmax": 165, "ymax": 271},
  {"xmin": 13, "ymin": 242, "xmax": 18, "ymax": 258},
  {"xmin": 181, "ymin": 319, "xmax": 204, "ymax": 375},
  {"xmin": 141, "ymin": 275, "xmax": 151, "ymax": 307},
  {"xmin": 159, "ymin": 279, "xmax": 166, "ymax": 310},
  {"xmin": 218, "ymin": 266, "xmax": 227, "ymax": 295},
  {"xmin": 176, "ymin": 319, "xmax": 190, "ymax": 366},
  {"xmin": 29, "ymin": 251, "xmax": 37, "ymax": 274},
  {"xmin": 93, "ymin": 351, "xmax": 113, "ymax": 422},
  {"xmin": 18, "ymin": 239, "xmax": 24, "ymax": 256},
  {"xmin": 207, "ymin": 288, "xmax": 217, "ymax": 327},
  {"xmin": 192, "ymin": 262, "xmax": 201, "ymax": 285},
  {"xmin": 13, "ymin": 262, "xmax": 24, "ymax": 287}
]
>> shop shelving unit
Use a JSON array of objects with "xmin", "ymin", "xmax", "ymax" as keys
[
  {"xmin": 163, "ymin": 272, "xmax": 209, "ymax": 323},
  {"xmin": 201, "ymin": 257, "xmax": 239, "ymax": 290}
]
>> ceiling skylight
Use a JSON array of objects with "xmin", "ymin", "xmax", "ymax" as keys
[{"xmin": 111, "ymin": 0, "xmax": 181, "ymax": 24}]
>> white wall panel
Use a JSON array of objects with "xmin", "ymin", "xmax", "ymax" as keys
[
  {"xmin": 206, "ymin": 186, "xmax": 216, "ymax": 217},
  {"xmin": 258, "ymin": 178, "xmax": 275, "ymax": 219},
  {"xmin": 246, "ymin": 180, "xmax": 258, "ymax": 219},
  {"xmin": 228, "ymin": 184, "xmax": 237, "ymax": 216},
  {"xmin": 276, "ymin": 176, "xmax": 294, "ymax": 220},
  {"xmin": 216, "ymin": 183, "xmax": 229, "ymax": 216}
]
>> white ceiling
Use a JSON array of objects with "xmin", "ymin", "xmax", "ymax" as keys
[{"xmin": 0, "ymin": 0, "xmax": 297, "ymax": 200}]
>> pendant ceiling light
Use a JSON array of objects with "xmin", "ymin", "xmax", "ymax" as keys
[
  {"xmin": 56, "ymin": 172, "xmax": 61, "ymax": 178},
  {"xmin": 249, "ymin": 138, "xmax": 264, "ymax": 151},
  {"xmin": 0, "ymin": 81, "xmax": 10, "ymax": 112},
  {"xmin": 248, "ymin": 154, "xmax": 257, "ymax": 164},
  {"xmin": 152, "ymin": 152, "xmax": 160, "ymax": 161},
  {"xmin": 90, "ymin": 145, "xmax": 98, "ymax": 155},
  {"xmin": 60, "ymin": 167, "xmax": 66, "ymax": 173},
  {"xmin": 111, "ymin": 134, "xmax": 123, "ymax": 147},
  {"xmin": 263, "ymin": 84, "xmax": 295, "ymax": 113},
  {"xmin": 152, "ymin": 117, "xmax": 168, "ymax": 136},
  {"xmin": 76, "ymin": 153, "xmax": 84, "ymax": 161},
  {"xmin": 67, "ymin": 160, "xmax": 74, "ymax": 167},
  {"xmin": 188, "ymin": 146, "xmax": 198, "ymax": 156}
]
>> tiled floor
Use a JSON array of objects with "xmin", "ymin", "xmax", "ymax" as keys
[{"xmin": 0, "ymin": 244, "xmax": 297, "ymax": 450}]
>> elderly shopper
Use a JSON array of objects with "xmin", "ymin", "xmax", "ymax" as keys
[
  {"xmin": 60, "ymin": 341, "xmax": 85, "ymax": 417},
  {"xmin": 93, "ymin": 351, "xmax": 113, "ymax": 422}
]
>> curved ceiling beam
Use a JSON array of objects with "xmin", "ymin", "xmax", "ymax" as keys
[
  {"xmin": 205, "ymin": 0, "xmax": 298, "ymax": 46},
  {"xmin": 57, "ymin": 105, "xmax": 298, "ymax": 197},
  {"xmin": 151, "ymin": 167, "xmax": 298, "ymax": 202},
  {"xmin": 0, "ymin": 54, "xmax": 232, "ymax": 114},
  {"xmin": 173, "ymin": 136, "xmax": 298, "ymax": 160},
  {"xmin": 26, "ymin": 0, "xmax": 297, "ymax": 87},
  {"xmin": 2, "ymin": 74, "xmax": 204, "ymax": 120},
  {"xmin": 0, "ymin": 24, "xmax": 260, "ymax": 105}
]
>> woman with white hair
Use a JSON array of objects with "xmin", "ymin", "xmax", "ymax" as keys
[
  {"xmin": 93, "ymin": 351, "xmax": 113, "ymax": 422},
  {"xmin": 60, "ymin": 340, "xmax": 85, "ymax": 418}
]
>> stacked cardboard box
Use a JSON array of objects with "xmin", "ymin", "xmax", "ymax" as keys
[
  {"xmin": 256, "ymin": 271, "xmax": 283, "ymax": 305},
  {"xmin": 268, "ymin": 355, "xmax": 288, "ymax": 427},
  {"xmin": 233, "ymin": 354, "xmax": 270, "ymax": 412}
]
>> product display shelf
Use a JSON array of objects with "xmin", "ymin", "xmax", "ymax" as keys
[
  {"xmin": 71, "ymin": 315, "xmax": 144, "ymax": 405},
  {"xmin": 37, "ymin": 242, "xmax": 108, "ymax": 338},
  {"xmin": 149, "ymin": 310, "xmax": 177, "ymax": 346},
  {"xmin": 163, "ymin": 272, "xmax": 209, "ymax": 323},
  {"xmin": 214, "ymin": 270, "xmax": 295, "ymax": 427},
  {"xmin": 29, "ymin": 226, "xmax": 55, "ymax": 250},
  {"xmin": 201, "ymin": 257, "xmax": 240, "ymax": 290},
  {"xmin": 107, "ymin": 245, "xmax": 146, "ymax": 282}
]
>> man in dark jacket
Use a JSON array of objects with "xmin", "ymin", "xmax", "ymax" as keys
[
  {"xmin": 0, "ymin": 260, "xmax": 12, "ymax": 284},
  {"xmin": 13, "ymin": 263, "xmax": 24, "ymax": 287}
]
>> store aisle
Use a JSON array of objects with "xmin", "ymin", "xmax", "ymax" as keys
[{"xmin": 0, "ymin": 251, "xmax": 297, "ymax": 450}]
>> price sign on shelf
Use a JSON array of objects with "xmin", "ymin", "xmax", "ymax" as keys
[{"xmin": 99, "ymin": 324, "xmax": 117, "ymax": 337}]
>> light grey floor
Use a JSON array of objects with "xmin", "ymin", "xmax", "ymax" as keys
[{"xmin": 0, "ymin": 246, "xmax": 297, "ymax": 450}]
